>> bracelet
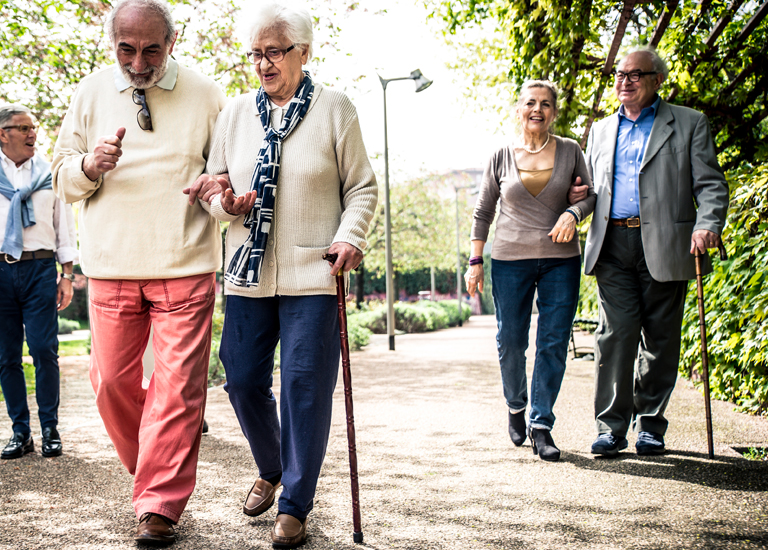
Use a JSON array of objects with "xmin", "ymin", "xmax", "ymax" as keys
[
  {"xmin": 565, "ymin": 208, "xmax": 581, "ymax": 223},
  {"xmin": 468, "ymin": 256, "xmax": 484, "ymax": 266},
  {"xmin": 61, "ymin": 273, "xmax": 75, "ymax": 282}
]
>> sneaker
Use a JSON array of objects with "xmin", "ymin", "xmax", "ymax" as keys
[
  {"xmin": 591, "ymin": 433, "xmax": 628, "ymax": 457},
  {"xmin": 636, "ymin": 431, "xmax": 665, "ymax": 456}
]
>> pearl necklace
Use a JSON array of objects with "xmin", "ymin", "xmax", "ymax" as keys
[{"xmin": 520, "ymin": 133, "xmax": 551, "ymax": 155}]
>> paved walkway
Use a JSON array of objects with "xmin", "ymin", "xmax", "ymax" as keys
[{"xmin": 1, "ymin": 315, "xmax": 767, "ymax": 549}]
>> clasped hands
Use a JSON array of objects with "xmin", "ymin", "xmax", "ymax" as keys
[{"xmin": 183, "ymin": 174, "xmax": 258, "ymax": 216}]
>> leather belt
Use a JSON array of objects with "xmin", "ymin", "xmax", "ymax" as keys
[
  {"xmin": 610, "ymin": 217, "xmax": 641, "ymax": 228},
  {"xmin": 1, "ymin": 250, "xmax": 55, "ymax": 263}
]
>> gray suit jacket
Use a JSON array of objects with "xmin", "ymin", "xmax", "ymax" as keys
[{"xmin": 583, "ymin": 100, "xmax": 729, "ymax": 281}]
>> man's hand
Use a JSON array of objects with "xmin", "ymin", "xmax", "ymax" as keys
[
  {"xmin": 548, "ymin": 212, "xmax": 577, "ymax": 243},
  {"xmin": 690, "ymin": 229, "xmax": 721, "ymax": 254},
  {"xmin": 57, "ymin": 277, "xmax": 73, "ymax": 311},
  {"xmin": 326, "ymin": 242, "xmax": 363, "ymax": 276},
  {"xmin": 83, "ymin": 127, "xmax": 126, "ymax": 181},
  {"xmin": 464, "ymin": 264, "xmax": 484, "ymax": 297},
  {"xmin": 567, "ymin": 176, "xmax": 588, "ymax": 204},
  {"xmin": 183, "ymin": 173, "xmax": 231, "ymax": 205},
  {"xmin": 220, "ymin": 178, "xmax": 258, "ymax": 216}
]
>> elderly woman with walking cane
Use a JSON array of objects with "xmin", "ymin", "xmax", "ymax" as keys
[
  {"xmin": 465, "ymin": 80, "xmax": 595, "ymax": 462},
  {"xmin": 185, "ymin": 1, "xmax": 377, "ymax": 546}
]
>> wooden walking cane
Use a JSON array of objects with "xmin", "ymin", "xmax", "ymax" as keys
[
  {"xmin": 694, "ymin": 243, "xmax": 727, "ymax": 460},
  {"xmin": 323, "ymin": 253, "xmax": 363, "ymax": 544}
]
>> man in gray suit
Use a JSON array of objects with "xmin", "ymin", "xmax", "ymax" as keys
[{"xmin": 570, "ymin": 47, "xmax": 729, "ymax": 457}]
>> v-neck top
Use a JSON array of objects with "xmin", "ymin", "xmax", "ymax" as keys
[
  {"xmin": 518, "ymin": 167, "xmax": 553, "ymax": 197},
  {"xmin": 471, "ymin": 135, "xmax": 596, "ymax": 261}
]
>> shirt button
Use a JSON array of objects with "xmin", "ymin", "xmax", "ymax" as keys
[
  {"xmin": 269, "ymin": 239, "xmax": 274, "ymax": 245},
  {"xmin": 604, "ymin": 216, "xmax": 608, "ymax": 221},
  {"xmin": 269, "ymin": 261, "xmax": 274, "ymax": 267},
  {"xmin": 270, "ymin": 283, "xmax": 275, "ymax": 289},
  {"xmin": 629, "ymin": 161, "xmax": 633, "ymax": 165},
  {"xmin": 630, "ymin": 198, "xmax": 634, "ymax": 202},
  {"xmin": 630, "ymin": 178, "xmax": 634, "ymax": 182}
]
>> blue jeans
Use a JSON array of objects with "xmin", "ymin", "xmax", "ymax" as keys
[
  {"xmin": 220, "ymin": 294, "xmax": 339, "ymax": 520},
  {"xmin": 0, "ymin": 258, "xmax": 59, "ymax": 435},
  {"xmin": 491, "ymin": 256, "xmax": 580, "ymax": 430}
]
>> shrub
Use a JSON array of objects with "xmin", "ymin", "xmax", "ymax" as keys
[
  {"xmin": 57, "ymin": 317, "xmax": 80, "ymax": 335},
  {"xmin": 352, "ymin": 300, "xmax": 471, "ymax": 334}
]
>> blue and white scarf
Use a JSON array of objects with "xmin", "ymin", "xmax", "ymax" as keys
[
  {"xmin": 0, "ymin": 155, "xmax": 53, "ymax": 260},
  {"xmin": 225, "ymin": 72, "xmax": 315, "ymax": 287}
]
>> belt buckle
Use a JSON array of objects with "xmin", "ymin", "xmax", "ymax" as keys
[
  {"xmin": 626, "ymin": 217, "xmax": 641, "ymax": 228},
  {"xmin": 3, "ymin": 253, "xmax": 19, "ymax": 264}
]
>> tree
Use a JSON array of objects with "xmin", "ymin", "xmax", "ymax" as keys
[{"xmin": 428, "ymin": 0, "xmax": 767, "ymax": 167}]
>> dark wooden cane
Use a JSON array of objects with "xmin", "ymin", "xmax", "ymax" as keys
[
  {"xmin": 694, "ymin": 243, "xmax": 727, "ymax": 460},
  {"xmin": 323, "ymin": 253, "xmax": 363, "ymax": 543}
]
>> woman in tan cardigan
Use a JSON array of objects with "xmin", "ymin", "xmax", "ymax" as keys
[
  {"xmin": 465, "ymin": 80, "xmax": 595, "ymax": 462},
  {"xmin": 188, "ymin": 2, "xmax": 377, "ymax": 547}
]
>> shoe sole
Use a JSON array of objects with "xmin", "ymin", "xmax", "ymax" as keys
[
  {"xmin": 271, "ymin": 535, "xmax": 308, "ymax": 549},
  {"xmin": 134, "ymin": 535, "xmax": 175, "ymax": 547},
  {"xmin": 243, "ymin": 493, "xmax": 276, "ymax": 517},
  {"xmin": 1, "ymin": 442, "xmax": 34, "ymax": 460},
  {"xmin": 591, "ymin": 440, "xmax": 628, "ymax": 457},
  {"xmin": 636, "ymin": 447, "xmax": 666, "ymax": 456},
  {"xmin": 42, "ymin": 448, "xmax": 62, "ymax": 458}
]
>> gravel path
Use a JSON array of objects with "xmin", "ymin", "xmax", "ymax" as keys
[{"xmin": 1, "ymin": 315, "xmax": 766, "ymax": 549}]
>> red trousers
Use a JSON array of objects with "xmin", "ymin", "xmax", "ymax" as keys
[{"xmin": 88, "ymin": 273, "xmax": 214, "ymax": 522}]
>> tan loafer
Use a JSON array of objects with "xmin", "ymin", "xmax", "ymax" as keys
[
  {"xmin": 135, "ymin": 512, "xmax": 175, "ymax": 546},
  {"xmin": 243, "ymin": 478, "xmax": 281, "ymax": 517},
  {"xmin": 271, "ymin": 514, "xmax": 308, "ymax": 548}
]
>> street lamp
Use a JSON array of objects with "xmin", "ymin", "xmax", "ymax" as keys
[
  {"xmin": 454, "ymin": 184, "xmax": 477, "ymax": 327},
  {"xmin": 378, "ymin": 69, "xmax": 433, "ymax": 351}
]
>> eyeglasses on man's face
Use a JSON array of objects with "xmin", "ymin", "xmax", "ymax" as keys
[
  {"xmin": 1, "ymin": 124, "xmax": 37, "ymax": 135},
  {"xmin": 246, "ymin": 45, "xmax": 296, "ymax": 64},
  {"xmin": 614, "ymin": 70, "xmax": 658, "ymax": 83},
  {"xmin": 132, "ymin": 88, "xmax": 153, "ymax": 131}
]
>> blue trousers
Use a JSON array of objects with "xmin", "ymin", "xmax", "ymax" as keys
[
  {"xmin": 220, "ymin": 294, "xmax": 339, "ymax": 520},
  {"xmin": 491, "ymin": 256, "xmax": 581, "ymax": 430},
  {"xmin": 0, "ymin": 258, "xmax": 59, "ymax": 435}
]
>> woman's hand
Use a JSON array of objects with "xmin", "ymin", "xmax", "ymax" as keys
[
  {"xmin": 183, "ymin": 173, "xmax": 231, "ymax": 205},
  {"xmin": 221, "ymin": 183, "xmax": 258, "ymax": 216},
  {"xmin": 548, "ymin": 212, "xmax": 577, "ymax": 243},
  {"xmin": 464, "ymin": 264, "xmax": 484, "ymax": 297}
]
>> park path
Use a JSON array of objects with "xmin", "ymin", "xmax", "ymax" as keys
[{"xmin": 1, "ymin": 315, "xmax": 767, "ymax": 549}]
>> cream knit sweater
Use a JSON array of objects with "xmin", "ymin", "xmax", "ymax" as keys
[
  {"xmin": 206, "ymin": 84, "xmax": 377, "ymax": 297},
  {"xmin": 52, "ymin": 64, "xmax": 226, "ymax": 279}
]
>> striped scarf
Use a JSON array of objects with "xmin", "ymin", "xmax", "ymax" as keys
[
  {"xmin": 225, "ymin": 72, "xmax": 315, "ymax": 287},
  {"xmin": 0, "ymin": 155, "xmax": 53, "ymax": 260}
]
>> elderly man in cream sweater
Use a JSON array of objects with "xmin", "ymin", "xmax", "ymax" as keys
[{"xmin": 52, "ymin": 0, "xmax": 225, "ymax": 544}]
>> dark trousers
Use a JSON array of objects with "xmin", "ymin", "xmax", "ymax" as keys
[
  {"xmin": 0, "ymin": 258, "xmax": 59, "ymax": 435},
  {"xmin": 593, "ymin": 225, "xmax": 688, "ymax": 437},
  {"xmin": 220, "ymin": 294, "xmax": 339, "ymax": 520}
]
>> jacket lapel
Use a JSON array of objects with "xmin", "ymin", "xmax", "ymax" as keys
[
  {"xmin": 641, "ymin": 100, "xmax": 674, "ymax": 170},
  {"xmin": 597, "ymin": 114, "xmax": 619, "ymax": 190}
]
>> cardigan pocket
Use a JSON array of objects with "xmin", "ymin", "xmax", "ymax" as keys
[{"xmin": 292, "ymin": 245, "xmax": 335, "ymax": 291}]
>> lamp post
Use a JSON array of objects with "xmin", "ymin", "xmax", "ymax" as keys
[
  {"xmin": 454, "ymin": 184, "xmax": 477, "ymax": 327},
  {"xmin": 378, "ymin": 69, "xmax": 432, "ymax": 351}
]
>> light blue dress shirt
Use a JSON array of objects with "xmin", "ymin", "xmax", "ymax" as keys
[{"xmin": 610, "ymin": 95, "xmax": 661, "ymax": 219}]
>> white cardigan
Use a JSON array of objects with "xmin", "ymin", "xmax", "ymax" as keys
[{"xmin": 207, "ymin": 83, "xmax": 378, "ymax": 297}]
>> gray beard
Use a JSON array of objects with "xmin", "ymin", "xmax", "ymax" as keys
[{"xmin": 120, "ymin": 54, "xmax": 169, "ymax": 89}]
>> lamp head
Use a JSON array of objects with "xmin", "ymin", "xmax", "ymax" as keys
[{"xmin": 410, "ymin": 69, "xmax": 432, "ymax": 92}]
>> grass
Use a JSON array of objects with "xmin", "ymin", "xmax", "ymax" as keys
[
  {"xmin": 741, "ymin": 447, "xmax": 768, "ymax": 461},
  {"xmin": 22, "ymin": 339, "xmax": 90, "ymax": 358},
  {"xmin": 0, "ymin": 363, "xmax": 35, "ymax": 403}
]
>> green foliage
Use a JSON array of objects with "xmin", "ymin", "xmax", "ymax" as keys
[
  {"xmin": 208, "ymin": 309, "xmax": 225, "ymax": 387},
  {"xmin": 347, "ymin": 316, "xmax": 372, "ymax": 350},
  {"xmin": 352, "ymin": 300, "xmax": 471, "ymax": 334},
  {"xmin": 680, "ymin": 164, "xmax": 768, "ymax": 415},
  {"xmin": 576, "ymin": 272, "xmax": 599, "ymax": 321},
  {"xmin": 57, "ymin": 317, "xmax": 80, "ymax": 335},
  {"xmin": 741, "ymin": 447, "xmax": 768, "ymax": 461},
  {"xmin": 58, "ymin": 339, "xmax": 89, "ymax": 356}
]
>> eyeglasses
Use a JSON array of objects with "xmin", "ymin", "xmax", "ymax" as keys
[
  {"xmin": 614, "ymin": 70, "xmax": 658, "ymax": 83},
  {"xmin": 1, "ymin": 124, "xmax": 36, "ymax": 135},
  {"xmin": 132, "ymin": 88, "xmax": 153, "ymax": 131},
  {"xmin": 246, "ymin": 45, "xmax": 295, "ymax": 64}
]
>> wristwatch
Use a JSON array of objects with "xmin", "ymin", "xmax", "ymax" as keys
[{"xmin": 61, "ymin": 273, "xmax": 75, "ymax": 282}]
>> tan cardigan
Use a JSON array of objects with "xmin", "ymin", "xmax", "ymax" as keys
[
  {"xmin": 206, "ymin": 84, "xmax": 378, "ymax": 297},
  {"xmin": 471, "ymin": 135, "xmax": 596, "ymax": 260},
  {"xmin": 52, "ymin": 63, "xmax": 226, "ymax": 279}
]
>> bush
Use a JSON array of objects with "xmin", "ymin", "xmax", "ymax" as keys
[
  {"xmin": 57, "ymin": 317, "xmax": 80, "ymax": 335},
  {"xmin": 679, "ymin": 164, "xmax": 768, "ymax": 415},
  {"xmin": 351, "ymin": 300, "xmax": 471, "ymax": 334}
]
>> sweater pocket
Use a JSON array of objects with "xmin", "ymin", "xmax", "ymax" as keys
[{"xmin": 291, "ymin": 245, "xmax": 335, "ymax": 292}]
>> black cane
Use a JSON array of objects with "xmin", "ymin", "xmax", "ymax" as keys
[
  {"xmin": 323, "ymin": 253, "xmax": 363, "ymax": 544},
  {"xmin": 694, "ymin": 243, "xmax": 727, "ymax": 460}
]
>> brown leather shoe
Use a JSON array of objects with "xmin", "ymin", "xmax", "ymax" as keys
[
  {"xmin": 243, "ymin": 478, "xmax": 280, "ymax": 517},
  {"xmin": 135, "ymin": 513, "xmax": 175, "ymax": 546},
  {"xmin": 271, "ymin": 514, "xmax": 308, "ymax": 548}
]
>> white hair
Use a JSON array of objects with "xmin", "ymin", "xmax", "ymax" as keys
[
  {"xmin": 0, "ymin": 104, "xmax": 31, "ymax": 129},
  {"xmin": 619, "ymin": 46, "xmax": 669, "ymax": 80},
  {"xmin": 105, "ymin": 0, "xmax": 176, "ymax": 46},
  {"xmin": 239, "ymin": 1, "xmax": 314, "ymax": 59}
]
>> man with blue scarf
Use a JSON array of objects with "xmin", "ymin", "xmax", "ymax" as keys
[{"xmin": 0, "ymin": 104, "xmax": 78, "ymax": 460}]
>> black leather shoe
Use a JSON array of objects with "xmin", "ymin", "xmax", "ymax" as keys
[
  {"xmin": 508, "ymin": 410, "xmax": 527, "ymax": 446},
  {"xmin": 636, "ymin": 431, "xmax": 666, "ymax": 456},
  {"xmin": 1, "ymin": 432, "xmax": 34, "ymax": 459},
  {"xmin": 41, "ymin": 427, "xmax": 62, "ymax": 457},
  {"xmin": 529, "ymin": 427, "xmax": 561, "ymax": 462}
]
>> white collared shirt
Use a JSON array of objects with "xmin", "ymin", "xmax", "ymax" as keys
[{"xmin": 0, "ymin": 150, "xmax": 78, "ymax": 264}]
